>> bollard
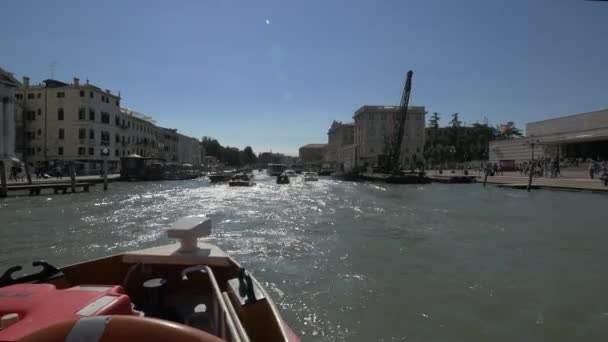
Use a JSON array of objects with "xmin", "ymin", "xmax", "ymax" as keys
[{"xmin": 0, "ymin": 160, "xmax": 7, "ymax": 198}]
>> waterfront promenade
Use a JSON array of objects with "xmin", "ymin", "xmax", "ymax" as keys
[
  {"xmin": 427, "ymin": 169, "xmax": 608, "ymax": 193},
  {"xmin": 6, "ymin": 174, "xmax": 121, "ymax": 185}
]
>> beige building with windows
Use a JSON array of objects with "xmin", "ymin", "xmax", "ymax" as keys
[
  {"xmin": 14, "ymin": 75, "xmax": 201, "ymax": 175},
  {"xmin": 353, "ymin": 105, "xmax": 426, "ymax": 168},
  {"xmin": 16, "ymin": 77, "xmax": 123, "ymax": 174},
  {"xmin": 325, "ymin": 121, "xmax": 354, "ymax": 164}
]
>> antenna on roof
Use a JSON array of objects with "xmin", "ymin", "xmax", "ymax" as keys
[{"xmin": 50, "ymin": 61, "xmax": 57, "ymax": 79}]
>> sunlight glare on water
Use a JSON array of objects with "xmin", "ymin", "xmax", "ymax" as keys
[{"xmin": 2, "ymin": 172, "xmax": 608, "ymax": 341}]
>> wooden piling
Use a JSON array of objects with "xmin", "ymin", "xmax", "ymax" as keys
[
  {"xmin": 103, "ymin": 159, "xmax": 108, "ymax": 191},
  {"xmin": 69, "ymin": 162, "xmax": 76, "ymax": 193},
  {"xmin": 1, "ymin": 160, "xmax": 7, "ymax": 198},
  {"xmin": 23, "ymin": 162, "xmax": 32, "ymax": 185},
  {"xmin": 483, "ymin": 166, "xmax": 489, "ymax": 187},
  {"xmin": 527, "ymin": 160, "xmax": 535, "ymax": 192}
]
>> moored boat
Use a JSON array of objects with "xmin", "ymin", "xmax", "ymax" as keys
[
  {"xmin": 283, "ymin": 170, "xmax": 297, "ymax": 178},
  {"xmin": 0, "ymin": 217, "xmax": 299, "ymax": 342}
]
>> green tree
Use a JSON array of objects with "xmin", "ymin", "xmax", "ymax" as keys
[
  {"xmin": 428, "ymin": 112, "xmax": 440, "ymax": 129},
  {"xmin": 449, "ymin": 113, "xmax": 461, "ymax": 128},
  {"xmin": 222, "ymin": 147, "xmax": 241, "ymax": 166},
  {"xmin": 240, "ymin": 146, "xmax": 257, "ymax": 165},
  {"xmin": 496, "ymin": 122, "xmax": 523, "ymax": 140},
  {"xmin": 201, "ymin": 136, "xmax": 222, "ymax": 158}
]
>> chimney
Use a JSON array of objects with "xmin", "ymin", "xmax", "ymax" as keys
[
  {"xmin": 23, "ymin": 76, "xmax": 30, "ymax": 88},
  {"xmin": 73, "ymin": 77, "xmax": 80, "ymax": 86}
]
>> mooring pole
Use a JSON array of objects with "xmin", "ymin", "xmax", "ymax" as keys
[{"xmin": 0, "ymin": 160, "xmax": 7, "ymax": 198}]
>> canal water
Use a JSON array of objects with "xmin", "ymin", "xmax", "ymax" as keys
[{"xmin": 1, "ymin": 172, "xmax": 608, "ymax": 341}]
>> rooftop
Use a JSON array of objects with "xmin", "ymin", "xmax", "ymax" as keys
[
  {"xmin": 121, "ymin": 106, "xmax": 157, "ymax": 124},
  {"xmin": 300, "ymin": 144, "xmax": 327, "ymax": 149},
  {"xmin": 353, "ymin": 105, "xmax": 426, "ymax": 118}
]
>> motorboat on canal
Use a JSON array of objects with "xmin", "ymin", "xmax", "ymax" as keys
[
  {"xmin": 276, "ymin": 174, "xmax": 290, "ymax": 184},
  {"xmin": 228, "ymin": 173, "xmax": 255, "ymax": 187},
  {"xmin": 208, "ymin": 170, "xmax": 235, "ymax": 183},
  {"xmin": 0, "ymin": 217, "xmax": 299, "ymax": 342},
  {"xmin": 283, "ymin": 170, "xmax": 297, "ymax": 178},
  {"xmin": 302, "ymin": 172, "xmax": 319, "ymax": 182}
]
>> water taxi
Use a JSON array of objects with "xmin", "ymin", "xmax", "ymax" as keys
[
  {"xmin": 302, "ymin": 172, "xmax": 319, "ymax": 182},
  {"xmin": 228, "ymin": 173, "xmax": 255, "ymax": 187},
  {"xmin": 283, "ymin": 170, "xmax": 297, "ymax": 178}
]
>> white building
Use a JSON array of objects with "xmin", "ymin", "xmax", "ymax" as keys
[
  {"xmin": 353, "ymin": 105, "xmax": 426, "ymax": 168},
  {"xmin": 177, "ymin": 133, "xmax": 201, "ymax": 166}
]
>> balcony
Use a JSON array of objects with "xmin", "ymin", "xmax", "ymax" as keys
[{"xmin": 100, "ymin": 141, "xmax": 110, "ymax": 146}]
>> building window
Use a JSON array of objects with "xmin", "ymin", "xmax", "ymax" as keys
[
  {"xmin": 115, "ymin": 149, "xmax": 119, "ymax": 157},
  {"xmin": 89, "ymin": 129, "xmax": 95, "ymax": 140},
  {"xmin": 58, "ymin": 108, "xmax": 64, "ymax": 120},
  {"xmin": 89, "ymin": 109, "xmax": 95, "ymax": 121},
  {"xmin": 57, "ymin": 92, "xmax": 65, "ymax": 98},
  {"xmin": 90, "ymin": 91, "xmax": 94, "ymax": 98},
  {"xmin": 58, "ymin": 128, "xmax": 65, "ymax": 140},
  {"xmin": 37, "ymin": 129, "xmax": 42, "ymax": 137},
  {"xmin": 78, "ymin": 128, "xmax": 86, "ymax": 139},
  {"xmin": 15, "ymin": 94, "xmax": 23, "ymax": 100},
  {"xmin": 101, "ymin": 131, "xmax": 110, "ymax": 146},
  {"xmin": 89, "ymin": 147, "xmax": 94, "ymax": 156},
  {"xmin": 115, "ymin": 134, "xmax": 120, "ymax": 143},
  {"xmin": 116, "ymin": 99, "xmax": 119, "ymax": 106},
  {"xmin": 101, "ymin": 112, "xmax": 110, "ymax": 124},
  {"xmin": 115, "ymin": 117, "xmax": 120, "ymax": 126},
  {"xmin": 37, "ymin": 147, "xmax": 41, "ymax": 152},
  {"xmin": 27, "ymin": 93, "xmax": 35, "ymax": 99},
  {"xmin": 80, "ymin": 90, "xmax": 85, "ymax": 97},
  {"xmin": 78, "ymin": 147, "xmax": 86, "ymax": 155},
  {"xmin": 58, "ymin": 147, "xmax": 64, "ymax": 155},
  {"xmin": 78, "ymin": 108, "xmax": 86, "ymax": 120},
  {"xmin": 37, "ymin": 109, "xmax": 41, "ymax": 116},
  {"xmin": 37, "ymin": 93, "xmax": 41, "ymax": 98}
]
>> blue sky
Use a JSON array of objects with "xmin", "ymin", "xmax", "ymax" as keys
[{"xmin": 2, "ymin": 0, "xmax": 607, "ymax": 155}]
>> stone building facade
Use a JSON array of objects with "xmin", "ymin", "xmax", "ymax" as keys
[
  {"xmin": 298, "ymin": 144, "xmax": 327, "ymax": 163},
  {"xmin": 353, "ymin": 105, "xmax": 426, "ymax": 168},
  {"xmin": 13, "ymin": 75, "xmax": 200, "ymax": 175},
  {"xmin": 177, "ymin": 133, "xmax": 202, "ymax": 166},
  {"xmin": 325, "ymin": 121, "xmax": 354, "ymax": 164},
  {"xmin": 1, "ymin": 68, "xmax": 21, "ymax": 175}
]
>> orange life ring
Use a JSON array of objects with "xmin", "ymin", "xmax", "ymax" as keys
[{"xmin": 19, "ymin": 315, "xmax": 225, "ymax": 342}]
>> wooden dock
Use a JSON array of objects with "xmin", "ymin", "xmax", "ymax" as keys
[
  {"xmin": 428, "ymin": 175, "xmax": 477, "ymax": 184},
  {"xmin": 2, "ymin": 182, "xmax": 94, "ymax": 197},
  {"xmin": 478, "ymin": 176, "xmax": 608, "ymax": 194}
]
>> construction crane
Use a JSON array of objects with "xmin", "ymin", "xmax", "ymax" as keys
[{"xmin": 387, "ymin": 70, "xmax": 413, "ymax": 174}]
